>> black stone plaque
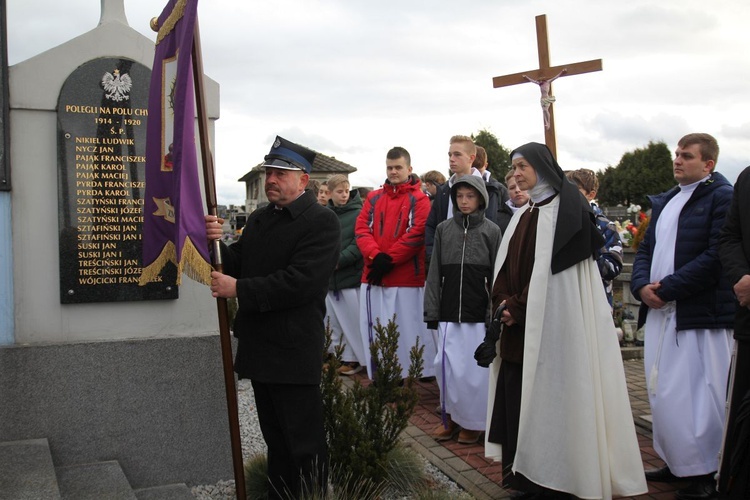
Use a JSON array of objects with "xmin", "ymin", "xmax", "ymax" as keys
[{"xmin": 57, "ymin": 57, "xmax": 178, "ymax": 304}]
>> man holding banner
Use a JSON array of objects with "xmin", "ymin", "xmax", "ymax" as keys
[
  {"xmin": 206, "ymin": 137, "xmax": 340, "ymax": 499},
  {"xmin": 142, "ymin": 1, "xmax": 339, "ymax": 496}
]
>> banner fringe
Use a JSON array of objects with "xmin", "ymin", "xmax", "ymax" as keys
[
  {"xmin": 139, "ymin": 241, "xmax": 177, "ymax": 286},
  {"xmin": 138, "ymin": 237, "xmax": 211, "ymax": 287},
  {"xmin": 177, "ymin": 237, "xmax": 213, "ymax": 286},
  {"xmin": 156, "ymin": 0, "xmax": 188, "ymax": 45}
]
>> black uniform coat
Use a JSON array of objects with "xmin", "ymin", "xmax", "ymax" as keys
[
  {"xmin": 718, "ymin": 166, "xmax": 750, "ymax": 497},
  {"xmin": 720, "ymin": 166, "xmax": 750, "ymax": 338},
  {"xmin": 221, "ymin": 189, "xmax": 341, "ymax": 385}
]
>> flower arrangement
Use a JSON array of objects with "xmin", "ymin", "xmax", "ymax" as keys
[
  {"xmin": 626, "ymin": 203, "xmax": 642, "ymax": 215},
  {"xmin": 614, "ymin": 219, "xmax": 638, "ymax": 247}
]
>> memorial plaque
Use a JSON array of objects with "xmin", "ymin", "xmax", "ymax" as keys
[{"xmin": 57, "ymin": 57, "xmax": 178, "ymax": 303}]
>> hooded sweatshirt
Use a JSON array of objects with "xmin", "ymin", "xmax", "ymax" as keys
[{"xmin": 424, "ymin": 175, "xmax": 502, "ymax": 323}]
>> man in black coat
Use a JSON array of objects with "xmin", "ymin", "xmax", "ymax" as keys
[
  {"xmin": 719, "ymin": 165, "xmax": 750, "ymax": 499},
  {"xmin": 206, "ymin": 136, "xmax": 340, "ymax": 499}
]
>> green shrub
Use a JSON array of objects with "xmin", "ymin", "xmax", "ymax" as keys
[
  {"xmin": 244, "ymin": 452, "xmax": 385, "ymax": 500},
  {"xmin": 245, "ymin": 315, "xmax": 435, "ymax": 499},
  {"xmin": 243, "ymin": 454, "xmax": 269, "ymax": 500},
  {"xmin": 321, "ymin": 314, "xmax": 425, "ymax": 490},
  {"xmin": 383, "ymin": 444, "xmax": 427, "ymax": 494}
]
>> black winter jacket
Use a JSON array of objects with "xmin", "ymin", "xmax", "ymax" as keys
[
  {"xmin": 720, "ymin": 166, "xmax": 750, "ymax": 339},
  {"xmin": 631, "ymin": 172, "xmax": 735, "ymax": 331}
]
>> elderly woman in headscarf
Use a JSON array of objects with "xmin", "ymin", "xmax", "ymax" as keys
[{"xmin": 476, "ymin": 143, "xmax": 647, "ymax": 499}]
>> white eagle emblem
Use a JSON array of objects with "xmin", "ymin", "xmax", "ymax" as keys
[{"xmin": 101, "ymin": 69, "xmax": 132, "ymax": 102}]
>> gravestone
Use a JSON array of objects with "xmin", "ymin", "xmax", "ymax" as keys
[{"xmin": 57, "ymin": 57, "xmax": 177, "ymax": 303}]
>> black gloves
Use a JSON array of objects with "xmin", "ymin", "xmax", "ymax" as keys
[
  {"xmin": 426, "ymin": 321, "xmax": 438, "ymax": 330},
  {"xmin": 474, "ymin": 304, "xmax": 506, "ymax": 368},
  {"xmin": 366, "ymin": 253, "xmax": 394, "ymax": 285},
  {"xmin": 371, "ymin": 252, "xmax": 394, "ymax": 273}
]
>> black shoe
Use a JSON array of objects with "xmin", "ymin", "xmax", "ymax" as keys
[
  {"xmin": 675, "ymin": 477, "xmax": 718, "ymax": 500},
  {"xmin": 645, "ymin": 465, "xmax": 681, "ymax": 482}
]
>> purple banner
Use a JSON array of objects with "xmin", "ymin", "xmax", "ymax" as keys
[{"xmin": 140, "ymin": 0, "xmax": 211, "ymax": 286}]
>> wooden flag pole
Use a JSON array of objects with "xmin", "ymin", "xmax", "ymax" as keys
[{"xmin": 190, "ymin": 19, "xmax": 247, "ymax": 500}]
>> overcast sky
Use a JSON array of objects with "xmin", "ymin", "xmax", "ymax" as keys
[{"xmin": 7, "ymin": 0, "xmax": 750, "ymax": 206}]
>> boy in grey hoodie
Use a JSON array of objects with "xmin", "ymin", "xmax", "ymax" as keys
[{"xmin": 424, "ymin": 175, "xmax": 502, "ymax": 444}]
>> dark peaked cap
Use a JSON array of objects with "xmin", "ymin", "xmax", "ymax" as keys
[
  {"xmin": 263, "ymin": 136, "xmax": 316, "ymax": 173},
  {"xmin": 510, "ymin": 142, "xmax": 604, "ymax": 274}
]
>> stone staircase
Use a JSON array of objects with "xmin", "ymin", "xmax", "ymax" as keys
[{"xmin": 0, "ymin": 439, "xmax": 194, "ymax": 500}]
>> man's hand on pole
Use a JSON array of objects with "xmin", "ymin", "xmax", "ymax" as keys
[
  {"xmin": 210, "ymin": 270, "xmax": 237, "ymax": 299},
  {"xmin": 205, "ymin": 214, "xmax": 225, "ymax": 243}
]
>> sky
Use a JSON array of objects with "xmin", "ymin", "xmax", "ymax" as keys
[{"xmin": 7, "ymin": 0, "xmax": 750, "ymax": 206}]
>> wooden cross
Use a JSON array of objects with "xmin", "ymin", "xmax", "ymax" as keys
[{"xmin": 492, "ymin": 14, "xmax": 602, "ymax": 158}]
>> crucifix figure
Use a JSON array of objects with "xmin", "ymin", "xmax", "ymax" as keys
[
  {"xmin": 492, "ymin": 15, "xmax": 602, "ymax": 157},
  {"xmin": 523, "ymin": 68, "xmax": 567, "ymax": 130}
]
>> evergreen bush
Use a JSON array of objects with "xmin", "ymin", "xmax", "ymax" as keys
[{"xmin": 321, "ymin": 314, "xmax": 425, "ymax": 490}]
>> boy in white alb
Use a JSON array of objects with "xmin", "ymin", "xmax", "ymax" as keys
[
  {"xmin": 325, "ymin": 175, "xmax": 367, "ymax": 375},
  {"xmin": 424, "ymin": 175, "xmax": 501, "ymax": 444}
]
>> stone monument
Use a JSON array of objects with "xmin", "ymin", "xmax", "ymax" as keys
[{"xmin": 1, "ymin": 0, "xmax": 233, "ymax": 492}]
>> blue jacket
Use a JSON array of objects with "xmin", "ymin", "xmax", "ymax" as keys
[{"xmin": 631, "ymin": 171, "xmax": 735, "ymax": 331}]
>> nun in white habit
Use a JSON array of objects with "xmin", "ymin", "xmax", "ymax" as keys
[{"xmin": 480, "ymin": 142, "xmax": 647, "ymax": 499}]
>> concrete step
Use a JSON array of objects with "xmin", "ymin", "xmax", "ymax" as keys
[
  {"xmin": 134, "ymin": 484, "xmax": 194, "ymax": 500},
  {"xmin": 0, "ymin": 438, "xmax": 62, "ymax": 500},
  {"xmin": 56, "ymin": 460, "xmax": 137, "ymax": 500}
]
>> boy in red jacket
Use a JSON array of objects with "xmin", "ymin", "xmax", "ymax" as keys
[{"xmin": 355, "ymin": 147, "xmax": 434, "ymax": 379}]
